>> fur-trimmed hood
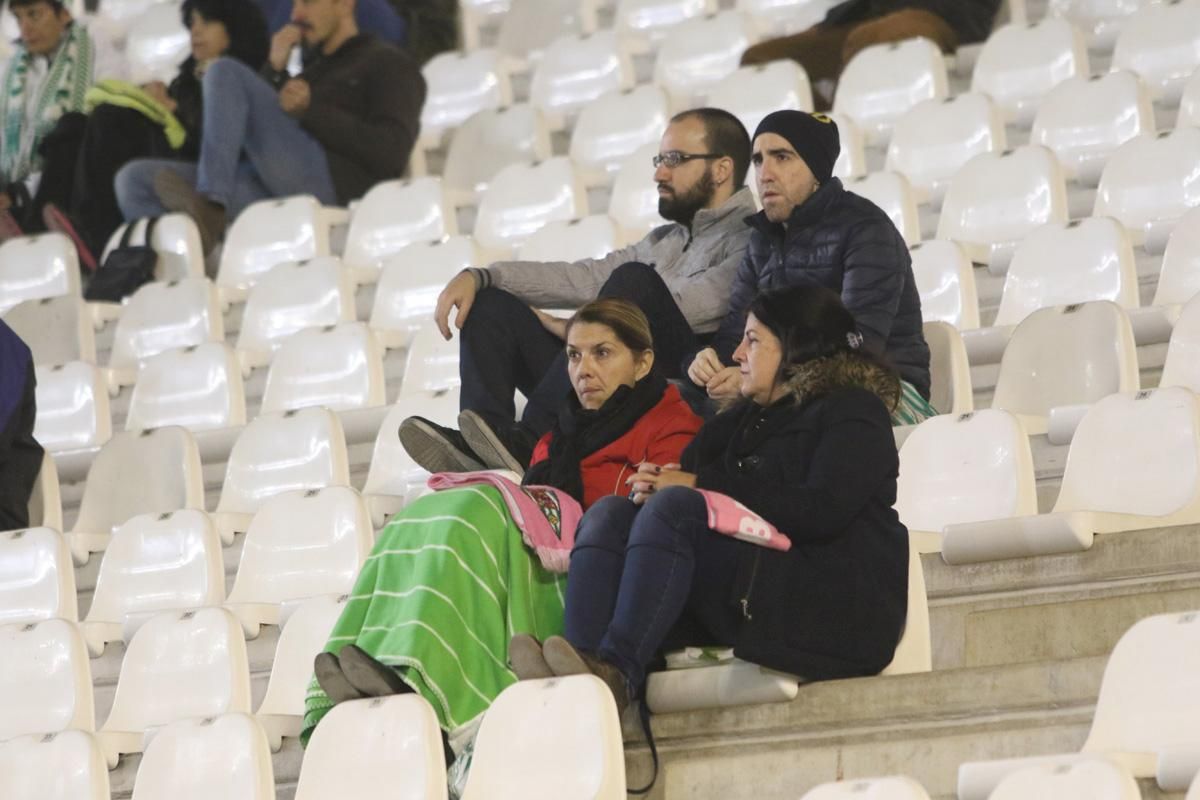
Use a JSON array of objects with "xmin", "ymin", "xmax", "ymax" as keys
[{"xmin": 782, "ymin": 352, "xmax": 901, "ymax": 412}]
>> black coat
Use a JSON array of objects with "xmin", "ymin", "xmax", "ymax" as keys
[
  {"xmin": 711, "ymin": 178, "xmax": 931, "ymax": 399},
  {"xmin": 823, "ymin": 0, "xmax": 1002, "ymax": 45},
  {"xmin": 680, "ymin": 354, "xmax": 909, "ymax": 681}
]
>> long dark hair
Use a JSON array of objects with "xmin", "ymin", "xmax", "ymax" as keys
[{"xmin": 181, "ymin": 0, "xmax": 269, "ymax": 70}]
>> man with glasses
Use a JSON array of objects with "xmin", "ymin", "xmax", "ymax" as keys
[{"xmin": 410, "ymin": 108, "xmax": 756, "ymax": 475}]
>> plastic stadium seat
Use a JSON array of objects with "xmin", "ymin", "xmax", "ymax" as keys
[
  {"xmin": 530, "ymin": 31, "xmax": 635, "ymax": 130},
  {"xmin": 614, "ymin": 0, "xmax": 716, "ymax": 54},
  {"xmin": 236, "ymin": 258, "xmax": 355, "ymax": 368},
  {"xmin": 958, "ymin": 610, "xmax": 1200, "ymax": 798},
  {"xmin": 28, "ymin": 453, "xmax": 63, "ymax": 532},
  {"xmin": 800, "ymin": 776, "xmax": 932, "ymax": 800},
  {"xmin": 988, "ymin": 759, "xmax": 1140, "ymax": 800},
  {"xmin": 131, "ymin": 713, "xmax": 275, "ymax": 800},
  {"xmin": 833, "ymin": 37, "xmax": 950, "ymax": 146},
  {"xmin": 473, "ymin": 157, "xmax": 588, "ymax": 258},
  {"xmin": 0, "ymin": 233, "xmax": 80, "ymax": 315},
  {"xmin": 923, "ymin": 321, "xmax": 974, "ymax": 417},
  {"xmin": 1161, "ymin": 294, "xmax": 1200, "ymax": 392},
  {"xmin": 609, "ymin": 143, "xmax": 667, "ymax": 246},
  {"xmin": 495, "ymin": 0, "xmax": 596, "ymax": 70},
  {"xmin": 652, "ymin": 11, "xmax": 750, "ymax": 112},
  {"xmin": 124, "ymin": 3, "xmax": 189, "ymax": 84},
  {"xmin": 342, "ymin": 178, "xmax": 455, "ymax": 280},
  {"xmin": 0, "ymin": 527, "xmax": 76, "ymax": 624},
  {"xmin": 217, "ymin": 195, "xmax": 338, "ymax": 301},
  {"xmin": 419, "ymin": 49, "xmax": 513, "ymax": 148},
  {"xmin": 256, "ymin": 593, "xmax": 349, "ymax": 749},
  {"xmin": 1181, "ymin": 67, "xmax": 1200, "ymax": 128},
  {"xmin": 214, "ymin": 408, "xmax": 351, "ymax": 542},
  {"xmin": 294, "ymin": 694, "xmax": 447, "ymax": 800},
  {"xmin": 260, "ymin": 322, "xmax": 386, "ymax": 414},
  {"xmin": 3, "ymin": 294, "xmax": 96, "ymax": 365},
  {"xmin": 936, "ymin": 146, "xmax": 1069, "ymax": 268},
  {"xmin": 459, "ymin": 0, "xmax": 511, "ymax": 51},
  {"xmin": 1030, "ymin": 71, "xmax": 1155, "ymax": 186},
  {"xmin": 1111, "ymin": 0, "xmax": 1200, "ymax": 104},
  {"xmin": 971, "ymin": 19, "xmax": 1089, "ymax": 126},
  {"xmin": 846, "ymin": 171, "xmax": 921, "ymax": 246},
  {"xmin": 462, "ymin": 675, "xmax": 625, "ymax": 799},
  {"xmin": 569, "ymin": 85, "xmax": 669, "ymax": 186},
  {"xmin": 98, "ymin": 606, "xmax": 251, "ymax": 767},
  {"xmin": 909, "ymin": 240, "xmax": 981, "ymax": 330},
  {"xmin": 896, "ymin": 410, "xmax": 1037, "ymax": 551},
  {"xmin": 738, "ymin": 0, "xmax": 834, "ymax": 38},
  {"xmin": 1046, "ymin": 0, "xmax": 1154, "ymax": 50},
  {"xmin": 831, "ymin": 112, "xmax": 868, "ymax": 180},
  {"xmin": 33, "ymin": 361, "xmax": 112, "ymax": 454},
  {"xmin": 0, "ymin": 731, "xmax": 110, "ymax": 800},
  {"xmin": 102, "ymin": 213, "xmax": 204, "ymax": 282},
  {"xmin": 224, "ymin": 486, "xmax": 371, "ymax": 637},
  {"xmin": 1154, "ymin": 208, "xmax": 1200, "ymax": 308},
  {"xmin": 1190, "ymin": 771, "xmax": 1200, "ymax": 800},
  {"xmin": 517, "ymin": 215, "xmax": 618, "ymax": 262},
  {"xmin": 126, "ymin": 342, "xmax": 246, "ymax": 433},
  {"xmin": 107, "ymin": 277, "xmax": 225, "ymax": 386},
  {"xmin": 993, "ymin": 217, "xmax": 1140, "ymax": 327},
  {"xmin": 706, "ymin": 60, "xmax": 815, "ymax": 139},
  {"xmin": 81, "ymin": 509, "xmax": 224, "ymax": 656},
  {"xmin": 67, "ymin": 426, "xmax": 205, "ymax": 565},
  {"xmin": 0, "ymin": 618, "xmax": 93, "ymax": 740},
  {"xmin": 369, "ymin": 236, "xmax": 481, "ymax": 349},
  {"xmin": 400, "ymin": 322, "xmax": 462, "ymax": 397},
  {"xmin": 1094, "ymin": 128, "xmax": 1200, "ymax": 253},
  {"xmin": 886, "ymin": 93, "xmax": 1007, "ymax": 205},
  {"xmin": 362, "ymin": 389, "xmax": 460, "ymax": 526},
  {"xmin": 443, "ymin": 105, "xmax": 554, "ymax": 207}
]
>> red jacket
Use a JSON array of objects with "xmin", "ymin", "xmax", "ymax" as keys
[{"xmin": 528, "ymin": 384, "xmax": 703, "ymax": 509}]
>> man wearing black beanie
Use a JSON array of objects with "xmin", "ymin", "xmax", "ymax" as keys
[{"xmin": 686, "ymin": 109, "xmax": 934, "ymax": 424}]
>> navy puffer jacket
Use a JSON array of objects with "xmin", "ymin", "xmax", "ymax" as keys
[{"xmin": 710, "ymin": 178, "xmax": 931, "ymax": 399}]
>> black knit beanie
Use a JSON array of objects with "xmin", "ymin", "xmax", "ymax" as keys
[{"xmin": 752, "ymin": 111, "xmax": 841, "ymax": 184}]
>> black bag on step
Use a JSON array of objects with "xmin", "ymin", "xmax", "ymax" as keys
[{"xmin": 84, "ymin": 216, "xmax": 160, "ymax": 302}]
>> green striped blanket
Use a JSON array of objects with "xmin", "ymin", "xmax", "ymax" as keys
[{"xmin": 301, "ymin": 486, "xmax": 568, "ymax": 743}]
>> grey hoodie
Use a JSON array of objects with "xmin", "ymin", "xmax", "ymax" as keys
[{"xmin": 486, "ymin": 188, "xmax": 758, "ymax": 334}]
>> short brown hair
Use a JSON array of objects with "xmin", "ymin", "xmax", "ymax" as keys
[{"xmin": 565, "ymin": 298, "xmax": 654, "ymax": 355}]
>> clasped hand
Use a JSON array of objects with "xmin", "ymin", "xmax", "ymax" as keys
[{"xmin": 625, "ymin": 462, "xmax": 696, "ymax": 505}]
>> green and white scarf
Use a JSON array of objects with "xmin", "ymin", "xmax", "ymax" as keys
[{"xmin": 0, "ymin": 22, "xmax": 94, "ymax": 183}]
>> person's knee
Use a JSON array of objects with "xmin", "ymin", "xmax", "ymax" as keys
[
  {"xmin": 574, "ymin": 496, "xmax": 638, "ymax": 552},
  {"xmin": 113, "ymin": 161, "xmax": 152, "ymax": 215},
  {"xmin": 599, "ymin": 261, "xmax": 663, "ymax": 304},
  {"xmin": 634, "ymin": 486, "xmax": 706, "ymax": 546},
  {"xmin": 202, "ymin": 55, "xmax": 251, "ymax": 93},
  {"xmin": 462, "ymin": 288, "xmax": 525, "ymax": 337}
]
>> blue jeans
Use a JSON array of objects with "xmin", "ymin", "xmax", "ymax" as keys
[
  {"xmin": 563, "ymin": 487, "xmax": 746, "ymax": 691},
  {"xmin": 115, "ymin": 57, "xmax": 337, "ymax": 221}
]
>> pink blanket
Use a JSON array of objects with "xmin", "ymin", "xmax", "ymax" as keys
[{"xmin": 695, "ymin": 489, "xmax": 793, "ymax": 552}]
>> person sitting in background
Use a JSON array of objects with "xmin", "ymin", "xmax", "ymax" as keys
[
  {"xmin": 741, "ymin": 0, "xmax": 1002, "ymax": 108},
  {"xmin": 0, "ymin": 0, "xmax": 97, "ymax": 240},
  {"xmin": 405, "ymin": 108, "xmax": 756, "ymax": 477},
  {"xmin": 0, "ymin": 320, "xmax": 44, "ymax": 531},
  {"xmin": 687, "ymin": 110, "xmax": 933, "ymax": 425},
  {"xmin": 512, "ymin": 285, "xmax": 909, "ymax": 718},
  {"xmin": 113, "ymin": 0, "xmax": 425, "ymax": 254},
  {"xmin": 255, "ymin": 0, "xmax": 407, "ymax": 47},
  {"xmin": 303, "ymin": 299, "xmax": 702, "ymax": 773}
]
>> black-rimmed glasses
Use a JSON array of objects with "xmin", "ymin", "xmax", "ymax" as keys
[{"xmin": 652, "ymin": 151, "xmax": 723, "ymax": 169}]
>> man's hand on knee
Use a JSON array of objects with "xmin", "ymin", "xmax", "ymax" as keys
[
  {"xmin": 434, "ymin": 271, "xmax": 479, "ymax": 340},
  {"xmin": 687, "ymin": 347, "xmax": 724, "ymax": 387},
  {"xmin": 279, "ymin": 78, "xmax": 311, "ymax": 117}
]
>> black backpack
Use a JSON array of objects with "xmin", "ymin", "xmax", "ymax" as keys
[{"xmin": 84, "ymin": 216, "xmax": 160, "ymax": 302}]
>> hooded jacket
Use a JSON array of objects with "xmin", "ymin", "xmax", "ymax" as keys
[{"xmin": 680, "ymin": 352, "xmax": 909, "ymax": 680}]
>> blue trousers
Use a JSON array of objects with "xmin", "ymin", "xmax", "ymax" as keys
[
  {"xmin": 563, "ymin": 487, "xmax": 746, "ymax": 691},
  {"xmin": 115, "ymin": 57, "xmax": 337, "ymax": 221}
]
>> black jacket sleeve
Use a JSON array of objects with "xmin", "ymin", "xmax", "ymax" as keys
[
  {"xmin": 710, "ymin": 248, "xmax": 761, "ymax": 364},
  {"xmin": 839, "ymin": 217, "xmax": 909, "ymax": 358}
]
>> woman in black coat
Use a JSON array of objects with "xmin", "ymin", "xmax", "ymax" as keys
[{"xmin": 510, "ymin": 284, "xmax": 910, "ymax": 710}]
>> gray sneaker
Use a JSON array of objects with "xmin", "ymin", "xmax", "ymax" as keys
[
  {"xmin": 399, "ymin": 416, "xmax": 484, "ymax": 473},
  {"xmin": 458, "ymin": 410, "xmax": 528, "ymax": 476}
]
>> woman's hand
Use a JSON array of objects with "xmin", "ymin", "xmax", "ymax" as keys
[
  {"xmin": 687, "ymin": 347, "xmax": 723, "ymax": 387},
  {"xmin": 142, "ymin": 81, "xmax": 176, "ymax": 112},
  {"xmin": 533, "ymin": 308, "xmax": 568, "ymax": 340},
  {"xmin": 705, "ymin": 366, "xmax": 742, "ymax": 401},
  {"xmin": 626, "ymin": 462, "xmax": 697, "ymax": 505}
]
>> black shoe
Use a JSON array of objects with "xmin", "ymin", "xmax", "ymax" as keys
[
  {"xmin": 314, "ymin": 652, "xmax": 366, "ymax": 704},
  {"xmin": 399, "ymin": 416, "xmax": 484, "ymax": 473},
  {"xmin": 458, "ymin": 410, "xmax": 531, "ymax": 476},
  {"xmin": 338, "ymin": 644, "xmax": 414, "ymax": 698}
]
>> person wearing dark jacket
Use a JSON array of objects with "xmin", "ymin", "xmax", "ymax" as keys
[
  {"xmin": 688, "ymin": 110, "xmax": 933, "ymax": 424},
  {"xmin": 741, "ymin": 0, "xmax": 1002, "ymax": 108},
  {"xmin": 114, "ymin": 0, "xmax": 425, "ymax": 253},
  {"xmin": 0, "ymin": 321, "xmax": 44, "ymax": 531},
  {"xmin": 508, "ymin": 285, "xmax": 910, "ymax": 711}
]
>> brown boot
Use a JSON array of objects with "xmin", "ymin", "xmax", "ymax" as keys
[
  {"xmin": 542, "ymin": 635, "xmax": 630, "ymax": 714},
  {"xmin": 152, "ymin": 169, "xmax": 226, "ymax": 255}
]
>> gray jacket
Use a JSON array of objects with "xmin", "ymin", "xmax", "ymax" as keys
[{"xmin": 487, "ymin": 188, "xmax": 758, "ymax": 334}]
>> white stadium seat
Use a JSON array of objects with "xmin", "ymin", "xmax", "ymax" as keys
[
  {"xmin": 107, "ymin": 277, "xmax": 225, "ymax": 386},
  {"xmin": 123, "ymin": 3, "xmax": 189, "ymax": 84},
  {"xmin": 529, "ymin": 30, "xmax": 635, "ymax": 130},
  {"xmin": 1030, "ymin": 71, "xmax": 1155, "ymax": 186},
  {"xmin": 400, "ymin": 321, "xmax": 462, "ymax": 397},
  {"xmin": 462, "ymin": 675, "xmax": 625, "ymax": 799},
  {"xmin": 971, "ymin": 19, "xmax": 1090, "ymax": 126},
  {"xmin": 236, "ymin": 257, "xmax": 356, "ymax": 368},
  {"xmin": 833, "ymin": 36, "xmax": 950, "ymax": 146},
  {"xmin": 459, "ymin": 0, "xmax": 511, "ymax": 51},
  {"xmin": 126, "ymin": 342, "xmax": 247, "ymax": 433},
  {"xmin": 341, "ymin": 178, "xmax": 456, "ymax": 280},
  {"xmin": 846, "ymin": 171, "xmax": 921, "ymax": 246},
  {"xmin": 1153, "ymin": 206, "xmax": 1200, "ymax": 308},
  {"xmin": 517, "ymin": 215, "xmax": 619, "ymax": 262},
  {"xmin": 614, "ymin": 0, "xmax": 716, "ymax": 54},
  {"xmin": 131, "ymin": 713, "xmax": 275, "ymax": 800},
  {"xmin": 28, "ymin": 453, "xmax": 63, "ymax": 532},
  {"xmin": 738, "ymin": 0, "xmax": 834, "ymax": 38},
  {"xmin": 800, "ymin": 776, "xmax": 932, "ymax": 800},
  {"xmin": 909, "ymin": 239, "xmax": 981, "ymax": 330},
  {"xmin": 102, "ymin": 213, "xmax": 205, "ymax": 283},
  {"xmin": 0, "ymin": 233, "xmax": 80, "ymax": 315},
  {"xmin": 923, "ymin": 320, "xmax": 975, "ymax": 417},
  {"xmin": 609, "ymin": 142, "xmax": 668, "ymax": 246},
  {"xmin": 225, "ymin": 486, "xmax": 371, "ymax": 637},
  {"xmin": 473, "ymin": 157, "xmax": 588, "ymax": 258},
  {"xmin": 214, "ymin": 408, "xmax": 351, "ymax": 541},
  {"xmin": 569, "ymin": 85, "xmax": 670, "ymax": 186},
  {"xmin": 3, "ymin": 294, "xmax": 96, "ymax": 365},
  {"xmin": 0, "ymin": 731, "xmax": 110, "ymax": 800},
  {"xmin": 495, "ymin": 0, "xmax": 595, "ymax": 70},
  {"xmin": 1110, "ymin": 0, "xmax": 1200, "ymax": 103},
  {"xmin": 831, "ymin": 112, "xmax": 868, "ymax": 180},
  {"xmin": 419, "ymin": 49, "xmax": 513, "ymax": 148},
  {"xmin": 0, "ymin": 527, "xmax": 77, "ymax": 624},
  {"xmin": 369, "ymin": 236, "xmax": 481, "ymax": 349},
  {"xmin": 706, "ymin": 60, "xmax": 815, "ymax": 139},
  {"xmin": 988, "ymin": 759, "xmax": 1141, "ymax": 800},
  {"xmin": 1046, "ymin": 0, "xmax": 1154, "ymax": 50},
  {"xmin": 33, "ymin": 361, "xmax": 112, "ymax": 454},
  {"xmin": 260, "ymin": 322, "xmax": 386, "ymax": 414},
  {"xmin": 217, "ymin": 195, "xmax": 338, "ymax": 301},
  {"xmin": 1160, "ymin": 294, "xmax": 1200, "ymax": 392},
  {"xmin": 0, "ymin": 618, "xmax": 93, "ymax": 741},
  {"xmin": 294, "ymin": 695, "xmax": 448, "ymax": 800},
  {"xmin": 1180, "ymin": 67, "xmax": 1200, "ymax": 128},
  {"xmin": 443, "ymin": 104, "xmax": 554, "ymax": 206},
  {"xmin": 652, "ymin": 11, "xmax": 750, "ymax": 112},
  {"xmin": 81, "ymin": 509, "xmax": 224, "ymax": 656}
]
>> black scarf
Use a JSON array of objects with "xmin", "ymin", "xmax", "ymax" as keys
[{"xmin": 523, "ymin": 370, "xmax": 669, "ymax": 503}]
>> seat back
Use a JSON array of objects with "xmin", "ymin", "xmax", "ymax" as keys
[
  {"xmin": 108, "ymin": 277, "xmax": 224, "ymax": 377},
  {"xmin": 237, "ymin": 257, "xmax": 356, "ymax": 364},
  {"xmin": 342, "ymin": 178, "xmax": 455, "ymax": 276},
  {"xmin": 295, "ymin": 695, "xmax": 448, "ymax": 800},
  {"xmin": 496, "ymin": 0, "xmax": 594, "ymax": 67},
  {"xmin": 970, "ymin": 18, "xmax": 1089, "ymax": 125},
  {"xmin": 261, "ymin": 322, "xmax": 386, "ymax": 413},
  {"xmin": 0, "ymin": 527, "xmax": 76, "ymax": 624},
  {"xmin": 517, "ymin": 215, "xmax": 618, "ymax": 263},
  {"xmin": 218, "ymin": 195, "xmax": 332, "ymax": 293},
  {"xmin": 609, "ymin": 142, "xmax": 667, "ymax": 245},
  {"xmin": 131, "ymin": 714, "xmax": 275, "ymax": 800},
  {"xmin": 443, "ymin": 104, "xmax": 554, "ymax": 205},
  {"xmin": 33, "ymin": 361, "xmax": 112, "ymax": 452},
  {"xmin": 615, "ymin": 0, "xmax": 715, "ymax": 53},
  {"xmin": 706, "ymin": 59, "xmax": 814, "ymax": 140},
  {"xmin": 1110, "ymin": 0, "xmax": 1200, "ymax": 103},
  {"xmin": 569, "ymin": 85, "xmax": 669, "ymax": 184},
  {"xmin": 124, "ymin": 3, "xmax": 189, "ymax": 84},
  {"xmin": 989, "ymin": 759, "xmax": 1141, "ymax": 800},
  {"xmin": 800, "ymin": 775, "xmax": 932, "ymax": 800},
  {"xmin": 0, "ymin": 619, "xmax": 93, "ymax": 739},
  {"xmin": 909, "ymin": 240, "xmax": 980, "ymax": 330},
  {"xmin": 102, "ymin": 214, "xmax": 205, "ymax": 282},
  {"xmin": 474, "ymin": 157, "xmax": 587, "ymax": 257},
  {"xmin": 1045, "ymin": 0, "xmax": 1149, "ymax": 49},
  {"xmin": 401, "ymin": 322, "xmax": 462, "ymax": 396},
  {"xmin": 462, "ymin": 675, "xmax": 625, "ymax": 799},
  {"xmin": 652, "ymin": 10, "xmax": 749, "ymax": 112},
  {"xmin": 362, "ymin": 390, "xmax": 460, "ymax": 525},
  {"xmin": 0, "ymin": 731, "xmax": 110, "ymax": 800},
  {"xmin": 845, "ymin": 171, "xmax": 920, "ymax": 246},
  {"xmin": 833, "ymin": 36, "xmax": 949, "ymax": 145},
  {"xmin": 28, "ymin": 452, "xmax": 63, "ymax": 531},
  {"xmin": 0, "ymin": 233, "xmax": 80, "ymax": 315},
  {"xmin": 3, "ymin": 294, "xmax": 96, "ymax": 365},
  {"xmin": 1161, "ymin": 294, "xmax": 1200, "ymax": 392},
  {"xmin": 831, "ymin": 112, "xmax": 868, "ymax": 180},
  {"xmin": 1152, "ymin": 206, "xmax": 1200, "ymax": 307},
  {"xmin": 420, "ymin": 49, "xmax": 512, "ymax": 145},
  {"xmin": 737, "ymin": 0, "xmax": 830, "ymax": 37},
  {"xmin": 923, "ymin": 321, "xmax": 974, "ymax": 417},
  {"xmin": 886, "ymin": 93, "xmax": 1006, "ymax": 201},
  {"xmin": 1181, "ymin": 67, "xmax": 1200, "ymax": 129},
  {"xmin": 530, "ymin": 30, "xmax": 634, "ymax": 128},
  {"xmin": 126, "ymin": 342, "xmax": 246, "ymax": 432},
  {"xmin": 1094, "ymin": 128, "xmax": 1200, "ymax": 249},
  {"xmin": 369, "ymin": 236, "xmax": 481, "ymax": 349},
  {"xmin": 257, "ymin": 594, "xmax": 349, "ymax": 719}
]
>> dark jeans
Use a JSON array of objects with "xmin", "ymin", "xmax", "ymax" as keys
[
  {"xmin": 459, "ymin": 262, "xmax": 698, "ymax": 435},
  {"xmin": 0, "ymin": 362, "xmax": 44, "ymax": 531},
  {"xmin": 563, "ymin": 487, "xmax": 746, "ymax": 691}
]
